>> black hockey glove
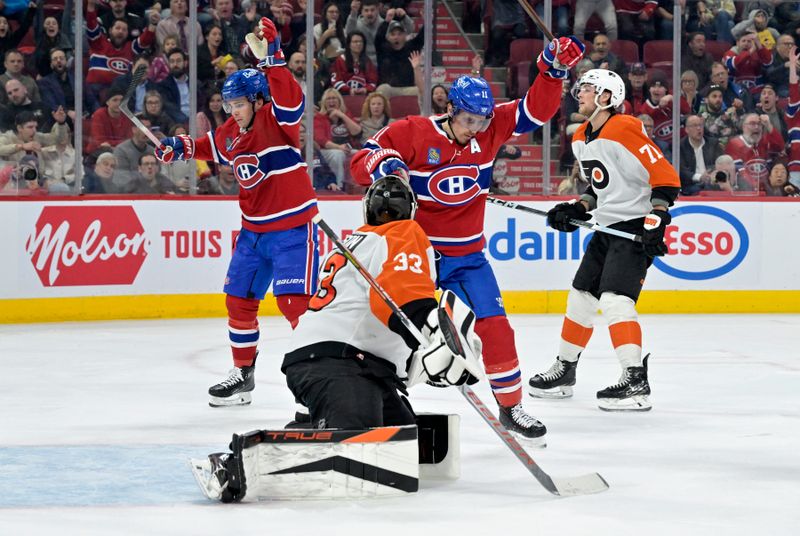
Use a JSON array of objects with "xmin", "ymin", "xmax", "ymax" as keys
[
  {"xmin": 547, "ymin": 201, "xmax": 591, "ymax": 232},
  {"xmin": 642, "ymin": 209, "xmax": 672, "ymax": 257}
]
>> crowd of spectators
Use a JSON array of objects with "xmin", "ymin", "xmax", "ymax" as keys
[{"xmin": 3, "ymin": 0, "xmax": 800, "ymax": 198}]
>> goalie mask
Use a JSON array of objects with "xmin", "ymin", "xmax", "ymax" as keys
[{"xmin": 363, "ymin": 175, "xmax": 418, "ymax": 225}]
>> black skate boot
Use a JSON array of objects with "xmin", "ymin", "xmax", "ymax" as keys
[
  {"xmin": 208, "ymin": 355, "xmax": 257, "ymax": 407},
  {"xmin": 597, "ymin": 354, "xmax": 652, "ymax": 412},
  {"xmin": 528, "ymin": 356, "xmax": 579, "ymax": 399},
  {"xmin": 498, "ymin": 404, "xmax": 547, "ymax": 447}
]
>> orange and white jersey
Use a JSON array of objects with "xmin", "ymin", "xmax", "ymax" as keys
[
  {"xmin": 572, "ymin": 114, "xmax": 680, "ymax": 226},
  {"xmin": 287, "ymin": 219, "xmax": 436, "ymax": 378}
]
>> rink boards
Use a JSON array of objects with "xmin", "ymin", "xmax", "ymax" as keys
[{"xmin": 1, "ymin": 196, "xmax": 799, "ymax": 322}]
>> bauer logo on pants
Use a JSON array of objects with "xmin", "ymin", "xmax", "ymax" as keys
[
  {"xmin": 25, "ymin": 205, "xmax": 148, "ymax": 287},
  {"xmin": 653, "ymin": 205, "xmax": 749, "ymax": 281}
]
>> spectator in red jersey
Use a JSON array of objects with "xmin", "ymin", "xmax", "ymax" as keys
[
  {"xmin": 615, "ymin": 0, "xmax": 657, "ymax": 42},
  {"xmin": 314, "ymin": 87, "xmax": 362, "ymax": 188},
  {"xmin": 682, "ymin": 32, "xmax": 714, "ymax": 88},
  {"xmin": 149, "ymin": 34, "xmax": 179, "ymax": 84},
  {"xmin": 330, "ymin": 31, "xmax": 377, "ymax": 95},
  {"xmin": 640, "ymin": 79, "xmax": 674, "ymax": 159},
  {"xmin": 722, "ymin": 30, "xmax": 773, "ymax": 96},
  {"xmin": 725, "ymin": 112, "xmax": 784, "ymax": 191},
  {"xmin": 624, "ymin": 62, "xmax": 650, "ymax": 115},
  {"xmin": 85, "ymin": 0, "xmax": 158, "ymax": 113},
  {"xmin": 783, "ymin": 46, "xmax": 800, "ymax": 186},
  {"xmin": 87, "ymin": 87, "xmax": 131, "ymax": 153}
]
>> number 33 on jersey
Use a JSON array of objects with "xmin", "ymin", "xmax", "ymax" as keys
[
  {"xmin": 299, "ymin": 220, "xmax": 437, "ymax": 370},
  {"xmin": 572, "ymin": 114, "xmax": 680, "ymax": 227}
]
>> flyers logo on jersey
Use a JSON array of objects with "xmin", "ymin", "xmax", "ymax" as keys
[
  {"xmin": 232, "ymin": 154, "xmax": 267, "ymax": 189},
  {"xmin": 426, "ymin": 165, "xmax": 482, "ymax": 205},
  {"xmin": 579, "ymin": 159, "xmax": 610, "ymax": 189}
]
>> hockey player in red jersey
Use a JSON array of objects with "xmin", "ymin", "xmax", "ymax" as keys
[
  {"xmin": 155, "ymin": 18, "xmax": 319, "ymax": 407},
  {"xmin": 350, "ymin": 36, "xmax": 586, "ymax": 439},
  {"xmin": 528, "ymin": 69, "xmax": 681, "ymax": 411}
]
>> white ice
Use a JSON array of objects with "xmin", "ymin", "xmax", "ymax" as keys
[{"xmin": 1, "ymin": 314, "xmax": 798, "ymax": 535}]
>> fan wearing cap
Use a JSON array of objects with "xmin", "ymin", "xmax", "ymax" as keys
[
  {"xmin": 351, "ymin": 35, "xmax": 586, "ymax": 442},
  {"xmin": 639, "ymin": 77, "xmax": 674, "ymax": 160},
  {"xmin": 528, "ymin": 69, "xmax": 680, "ymax": 412}
]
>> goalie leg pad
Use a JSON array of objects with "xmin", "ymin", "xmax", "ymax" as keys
[
  {"xmin": 192, "ymin": 427, "xmax": 420, "ymax": 501},
  {"xmin": 417, "ymin": 413, "xmax": 460, "ymax": 480}
]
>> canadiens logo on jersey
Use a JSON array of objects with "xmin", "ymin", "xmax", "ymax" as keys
[
  {"xmin": 654, "ymin": 121, "xmax": 673, "ymax": 140},
  {"xmin": 426, "ymin": 165, "xmax": 482, "ymax": 205},
  {"xmin": 743, "ymin": 158, "xmax": 769, "ymax": 181},
  {"xmin": 427, "ymin": 148, "xmax": 441, "ymax": 164},
  {"xmin": 232, "ymin": 154, "xmax": 267, "ymax": 189}
]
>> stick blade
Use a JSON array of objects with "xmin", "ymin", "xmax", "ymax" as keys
[{"xmin": 551, "ymin": 472, "xmax": 609, "ymax": 496}]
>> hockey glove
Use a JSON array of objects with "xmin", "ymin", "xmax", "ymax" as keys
[
  {"xmin": 537, "ymin": 36, "xmax": 585, "ymax": 79},
  {"xmin": 547, "ymin": 201, "xmax": 591, "ymax": 232},
  {"xmin": 154, "ymin": 135, "xmax": 194, "ymax": 163},
  {"xmin": 642, "ymin": 209, "xmax": 672, "ymax": 257},
  {"xmin": 364, "ymin": 148, "xmax": 410, "ymax": 182},
  {"xmin": 247, "ymin": 17, "xmax": 286, "ymax": 68}
]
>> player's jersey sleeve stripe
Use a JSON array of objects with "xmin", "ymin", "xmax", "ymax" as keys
[
  {"xmin": 271, "ymin": 97, "xmax": 305, "ymax": 125},
  {"xmin": 207, "ymin": 130, "xmax": 229, "ymax": 165}
]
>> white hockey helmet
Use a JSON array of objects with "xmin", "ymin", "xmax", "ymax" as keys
[{"xmin": 573, "ymin": 69, "xmax": 626, "ymax": 111}]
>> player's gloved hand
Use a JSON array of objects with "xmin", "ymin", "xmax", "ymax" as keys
[
  {"xmin": 246, "ymin": 17, "xmax": 285, "ymax": 68},
  {"xmin": 537, "ymin": 36, "xmax": 585, "ymax": 79},
  {"xmin": 414, "ymin": 308, "xmax": 479, "ymax": 387},
  {"xmin": 547, "ymin": 201, "xmax": 591, "ymax": 232},
  {"xmin": 154, "ymin": 135, "xmax": 194, "ymax": 163},
  {"xmin": 642, "ymin": 209, "xmax": 672, "ymax": 257},
  {"xmin": 365, "ymin": 148, "xmax": 410, "ymax": 182}
]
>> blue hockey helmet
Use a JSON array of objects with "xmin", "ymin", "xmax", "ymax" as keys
[
  {"xmin": 448, "ymin": 76, "xmax": 495, "ymax": 117},
  {"xmin": 222, "ymin": 68, "xmax": 270, "ymax": 107}
]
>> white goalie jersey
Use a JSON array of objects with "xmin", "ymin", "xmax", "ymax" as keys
[{"xmin": 285, "ymin": 219, "xmax": 437, "ymax": 379}]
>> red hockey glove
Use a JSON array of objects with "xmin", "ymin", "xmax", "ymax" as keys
[
  {"xmin": 537, "ymin": 36, "xmax": 585, "ymax": 79},
  {"xmin": 253, "ymin": 17, "xmax": 285, "ymax": 67}
]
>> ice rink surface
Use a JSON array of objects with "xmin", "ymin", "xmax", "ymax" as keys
[{"xmin": 1, "ymin": 314, "xmax": 798, "ymax": 535}]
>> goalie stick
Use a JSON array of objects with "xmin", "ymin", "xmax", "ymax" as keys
[
  {"xmin": 487, "ymin": 196, "xmax": 643, "ymax": 243},
  {"xmin": 119, "ymin": 64, "xmax": 168, "ymax": 152},
  {"xmin": 313, "ymin": 213, "xmax": 609, "ymax": 497}
]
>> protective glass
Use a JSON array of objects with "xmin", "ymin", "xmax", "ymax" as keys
[{"xmin": 452, "ymin": 110, "xmax": 493, "ymax": 132}]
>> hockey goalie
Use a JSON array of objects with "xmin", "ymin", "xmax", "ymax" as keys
[{"xmin": 191, "ymin": 176, "xmax": 482, "ymax": 502}]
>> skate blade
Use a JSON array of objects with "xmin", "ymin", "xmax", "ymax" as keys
[
  {"xmin": 528, "ymin": 385, "xmax": 573, "ymax": 399},
  {"xmin": 597, "ymin": 395, "xmax": 652, "ymax": 412},
  {"xmin": 188, "ymin": 458, "xmax": 224, "ymax": 500},
  {"xmin": 512, "ymin": 432, "xmax": 547, "ymax": 449},
  {"xmin": 208, "ymin": 391, "xmax": 252, "ymax": 407}
]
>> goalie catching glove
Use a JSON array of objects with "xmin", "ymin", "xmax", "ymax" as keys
[
  {"xmin": 407, "ymin": 290, "xmax": 483, "ymax": 388},
  {"xmin": 245, "ymin": 17, "xmax": 285, "ymax": 68}
]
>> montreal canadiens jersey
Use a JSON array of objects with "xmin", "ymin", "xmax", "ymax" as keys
[
  {"xmin": 193, "ymin": 67, "xmax": 318, "ymax": 233},
  {"xmin": 351, "ymin": 74, "xmax": 563, "ymax": 256},
  {"xmin": 572, "ymin": 114, "xmax": 680, "ymax": 226},
  {"xmin": 285, "ymin": 220, "xmax": 436, "ymax": 378},
  {"xmin": 786, "ymin": 81, "xmax": 800, "ymax": 173}
]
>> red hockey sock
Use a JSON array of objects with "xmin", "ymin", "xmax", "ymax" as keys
[
  {"xmin": 276, "ymin": 294, "xmax": 310, "ymax": 329},
  {"xmin": 226, "ymin": 294, "xmax": 260, "ymax": 368},
  {"xmin": 475, "ymin": 316, "xmax": 522, "ymax": 407}
]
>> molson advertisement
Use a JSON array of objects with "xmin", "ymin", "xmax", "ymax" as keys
[{"xmin": 1, "ymin": 198, "xmax": 798, "ymax": 320}]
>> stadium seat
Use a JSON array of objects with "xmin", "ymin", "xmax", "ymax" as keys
[
  {"xmin": 509, "ymin": 39, "xmax": 544, "ymax": 66},
  {"xmin": 389, "ymin": 95, "xmax": 420, "ymax": 118},
  {"xmin": 643, "ymin": 40, "xmax": 674, "ymax": 68},
  {"xmin": 611, "ymin": 40, "xmax": 639, "ymax": 64},
  {"xmin": 343, "ymin": 95, "xmax": 366, "ymax": 117},
  {"xmin": 704, "ymin": 40, "xmax": 731, "ymax": 61}
]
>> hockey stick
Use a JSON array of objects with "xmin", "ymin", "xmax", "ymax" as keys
[
  {"xmin": 515, "ymin": 0, "xmax": 554, "ymax": 41},
  {"xmin": 313, "ymin": 213, "xmax": 609, "ymax": 497},
  {"xmin": 487, "ymin": 196, "xmax": 643, "ymax": 243},
  {"xmin": 119, "ymin": 65, "xmax": 168, "ymax": 152}
]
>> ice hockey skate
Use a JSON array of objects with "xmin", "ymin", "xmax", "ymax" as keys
[
  {"xmin": 498, "ymin": 404, "xmax": 547, "ymax": 447},
  {"xmin": 528, "ymin": 356, "xmax": 578, "ymax": 399},
  {"xmin": 597, "ymin": 354, "xmax": 651, "ymax": 411},
  {"xmin": 208, "ymin": 355, "xmax": 257, "ymax": 407}
]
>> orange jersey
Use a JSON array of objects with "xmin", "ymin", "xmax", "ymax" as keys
[
  {"xmin": 287, "ymin": 220, "xmax": 436, "ymax": 378},
  {"xmin": 572, "ymin": 114, "xmax": 680, "ymax": 226}
]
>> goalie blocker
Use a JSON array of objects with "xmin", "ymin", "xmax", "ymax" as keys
[{"xmin": 190, "ymin": 414, "xmax": 460, "ymax": 502}]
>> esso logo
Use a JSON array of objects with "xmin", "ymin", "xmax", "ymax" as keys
[
  {"xmin": 109, "ymin": 58, "xmax": 130, "ymax": 74},
  {"xmin": 653, "ymin": 205, "xmax": 748, "ymax": 280},
  {"xmin": 426, "ymin": 165, "xmax": 482, "ymax": 205},
  {"xmin": 25, "ymin": 206, "xmax": 148, "ymax": 287},
  {"xmin": 232, "ymin": 154, "xmax": 267, "ymax": 189}
]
